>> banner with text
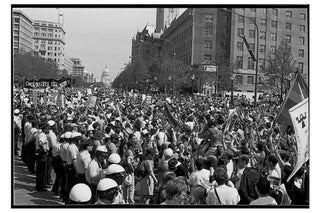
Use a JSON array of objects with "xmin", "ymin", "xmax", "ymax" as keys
[{"xmin": 287, "ymin": 98, "xmax": 309, "ymax": 182}]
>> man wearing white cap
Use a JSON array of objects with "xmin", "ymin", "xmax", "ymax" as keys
[
  {"xmin": 35, "ymin": 122, "xmax": 50, "ymax": 192},
  {"xmin": 75, "ymin": 138, "xmax": 93, "ymax": 184},
  {"xmin": 13, "ymin": 109, "xmax": 21, "ymax": 155},
  {"xmin": 59, "ymin": 131, "xmax": 71, "ymax": 201},
  {"xmin": 46, "ymin": 120, "xmax": 56, "ymax": 186},
  {"xmin": 65, "ymin": 131, "xmax": 81, "ymax": 203},
  {"xmin": 86, "ymin": 145, "xmax": 108, "ymax": 203}
]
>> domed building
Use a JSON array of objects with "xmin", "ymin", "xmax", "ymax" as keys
[{"xmin": 101, "ymin": 65, "xmax": 112, "ymax": 86}]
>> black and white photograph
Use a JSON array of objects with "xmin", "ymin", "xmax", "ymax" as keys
[{"xmin": 11, "ymin": 4, "xmax": 310, "ymax": 207}]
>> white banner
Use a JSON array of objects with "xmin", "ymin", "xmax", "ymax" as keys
[{"xmin": 287, "ymin": 98, "xmax": 309, "ymax": 182}]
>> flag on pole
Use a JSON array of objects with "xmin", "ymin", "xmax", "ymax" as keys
[
  {"xmin": 287, "ymin": 98, "xmax": 309, "ymax": 182},
  {"xmin": 276, "ymin": 73, "xmax": 308, "ymax": 128}
]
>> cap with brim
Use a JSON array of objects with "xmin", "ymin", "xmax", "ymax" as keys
[
  {"xmin": 71, "ymin": 132, "xmax": 82, "ymax": 138},
  {"xmin": 108, "ymin": 153, "xmax": 121, "ymax": 164},
  {"xmin": 96, "ymin": 145, "xmax": 107, "ymax": 153},
  {"xmin": 105, "ymin": 164, "xmax": 125, "ymax": 175},
  {"xmin": 14, "ymin": 109, "xmax": 20, "ymax": 114},
  {"xmin": 64, "ymin": 131, "xmax": 72, "ymax": 139}
]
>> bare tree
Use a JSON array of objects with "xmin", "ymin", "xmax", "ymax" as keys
[{"xmin": 263, "ymin": 39, "xmax": 297, "ymax": 103}]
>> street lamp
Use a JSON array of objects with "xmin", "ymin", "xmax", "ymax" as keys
[
  {"xmin": 138, "ymin": 40, "xmax": 168, "ymax": 61},
  {"xmin": 222, "ymin": 8, "xmax": 260, "ymax": 106},
  {"xmin": 230, "ymin": 73, "xmax": 235, "ymax": 106},
  {"xmin": 191, "ymin": 74, "xmax": 195, "ymax": 94}
]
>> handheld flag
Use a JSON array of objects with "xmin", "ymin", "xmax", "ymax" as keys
[
  {"xmin": 287, "ymin": 98, "xmax": 309, "ymax": 182},
  {"xmin": 276, "ymin": 73, "xmax": 308, "ymax": 128}
]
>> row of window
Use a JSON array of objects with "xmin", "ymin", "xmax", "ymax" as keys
[
  {"xmin": 236, "ymin": 56, "xmax": 305, "ymax": 72},
  {"xmin": 34, "ymin": 32, "xmax": 62, "ymax": 38},
  {"xmin": 258, "ymin": 19, "xmax": 306, "ymax": 33},
  {"xmin": 237, "ymin": 8, "xmax": 306, "ymax": 20},
  {"xmin": 238, "ymin": 28, "xmax": 306, "ymax": 45},
  {"xmin": 237, "ymin": 41, "xmax": 305, "ymax": 57},
  {"xmin": 34, "ymin": 40, "xmax": 62, "ymax": 45},
  {"xmin": 235, "ymin": 75, "xmax": 255, "ymax": 85}
]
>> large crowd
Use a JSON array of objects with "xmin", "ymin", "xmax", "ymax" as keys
[{"xmin": 13, "ymin": 86, "xmax": 309, "ymax": 206}]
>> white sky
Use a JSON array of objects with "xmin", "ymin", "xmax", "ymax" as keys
[{"xmin": 16, "ymin": 7, "xmax": 161, "ymax": 81}]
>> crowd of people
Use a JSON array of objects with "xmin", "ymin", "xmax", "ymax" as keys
[{"xmin": 13, "ymin": 86, "xmax": 309, "ymax": 206}]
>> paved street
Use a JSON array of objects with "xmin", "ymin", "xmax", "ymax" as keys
[{"xmin": 13, "ymin": 144, "xmax": 63, "ymax": 206}]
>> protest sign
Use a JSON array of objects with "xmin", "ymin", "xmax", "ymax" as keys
[{"xmin": 287, "ymin": 98, "xmax": 309, "ymax": 182}]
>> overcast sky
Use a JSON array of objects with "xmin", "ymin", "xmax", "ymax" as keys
[{"xmin": 17, "ymin": 7, "xmax": 161, "ymax": 81}]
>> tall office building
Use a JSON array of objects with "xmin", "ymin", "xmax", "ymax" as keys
[
  {"xmin": 12, "ymin": 10, "xmax": 33, "ymax": 54},
  {"xmin": 63, "ymin": 57, "xmax": 74, "ymax": 75},
  {"xmin": 156, "ymin": 8, "xmax": 181, "ymax": 33},
  {"xmin": 32, "ymin": 20, "xmax": 66, "ymax": 70},
  {"xmin": 152, "ymin": 7, "xmax": 308, "ymax": 95},
  {"xmin": 70, "ymin": 58, "xmax": 85, "ymax": 77}
]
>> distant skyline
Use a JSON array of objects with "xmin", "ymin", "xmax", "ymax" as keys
[{"xmin": 16, "ymin": 7, "xmax": 160, "ymax": 81}]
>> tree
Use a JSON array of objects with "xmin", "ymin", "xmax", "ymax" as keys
[
  {"xmin": 263, "ymin": 39, "xmax": 297, "ymax": 103},
  {"xmin": 14, "ymin": 52, "xmax": 60, "ymax": 81}
]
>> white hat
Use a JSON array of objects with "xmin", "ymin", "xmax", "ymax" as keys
[
  {"xmin": 69, "ymin": 183, "xmax": 92, "ymax": 203},
  {"xmin": 14, "ymin": 109, "xmax": 20, "ymax": 114},
  {"xmin": 64, "ymin": 131, "xmax": 72, "ymax": 139},
  {"xmin": 108, "ymin": 153, "xmax": 121, "ymax": 164},
  {"xmin": 71, "ymin": 132, "xmax": 82, "ymax": 138},
  {"xmin": 96, "ymin": 145, "xmax": 108, "ymax": 153},
  {"xmin": 163, "ymin": 148, "xmax": 173, "ymax": 158},
  {"xmin": 97, "ymin": 178, "xmax": 118, "ymax": 192},
  {"xmin": 105, "ymin": 164, "xmax": 125, "ymax": 175},
  {"xmin": 87, "ymin": 125, "xmax": 94, "ymax": 131},
  {"xmin": 47, "ymin": 120, "xmax": 55, "ymax": 127}
]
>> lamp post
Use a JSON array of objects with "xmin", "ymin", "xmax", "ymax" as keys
[
  {"xmin": 222, "ymin": 8, "xmax": 259, "ymax": 106},
  {"xmin": 152, "ymin": 35, "xmax": 176, "ymax": 95},
  {"xmin": 230, "ymin": 73, "xmax": 235, "ymax": 106},
  {"xmin": 191, "ymin": 74, "xmax": 195, "ymax": 94},
  {"xmin": 138, "ymin": 40, "xmax": 168, "ymax": 62}
]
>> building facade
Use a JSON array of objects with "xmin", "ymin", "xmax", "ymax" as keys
[
  {"xmin": 230, "ymin": 8, "xmax": 309, "ymax": 93},
  {"xmin": 151, "ymin": 7, "xmax": 308, "ymax": 95},
  {"xmin": 156, "ymin": 8, "xmax": 181, "ymax": 33},
  {"xmin": 83, "ymin": 70, "xmax": 94, "ymax": 83},
  {"xmin": 131, "ymin": 25, "xmax": 156, "ymax": 63},
  {"xmin": 70, "ymin": 58, "xmax": 85, "ymax": 77},
  {"xmin": 32, "ymin": 20, "xmax": 66, "ymax": 70},
  {"xmin": 63, "ymin": 57, "xmax": 74, "ymax": 75},
  {"xmin": 12, "ymin": 10, "xmax": 33, "ymax": 54}
]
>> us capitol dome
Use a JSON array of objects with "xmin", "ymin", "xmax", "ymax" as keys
[{"xmin": 101, "ymin": 65, "xmax": 112, "ymax": 85}]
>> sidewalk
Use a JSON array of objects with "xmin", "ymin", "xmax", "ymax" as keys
[{"xmin": 13, "ymin": 153, "xmax": 64, "ymax": 206}]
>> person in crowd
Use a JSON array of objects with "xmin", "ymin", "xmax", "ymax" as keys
[
  {"xmin": 95, "ymin": 178, "xmax": 124, "ymax": 205},
  {"xmin": 250, "ymin": 177, "xmax": 277, "ymax": 205},
  {"xmin": 86, "ymin": 145, "xmax": 108, "ymax": 203},
  {"xmin": 206, "ymin": 166, "xmax": 240, "ymax": 205},
  {"xmin": 68, "ymin": 183, "xmax": 92, "ymax": 205},
  {"xmin": 46, "ymin": 120, "xmax": 57, "ymax": 187},
  {"xmin": 75, "ymin": 138, "xmax": 93, "ymax": 184},
  {"xmin": 35, "ymin": 122, "xmax": 50, "ymax": 192},
  {"xmin": 140, "ymin": 148, "xmax": 158, "ymax": 204},
  {"xmin": 161, "ymin": 177, "xmax": 188, "ymax": 205},
  {"xmin": 65, "ymin": 132, "xmax": 81, "ymax": 203}
]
